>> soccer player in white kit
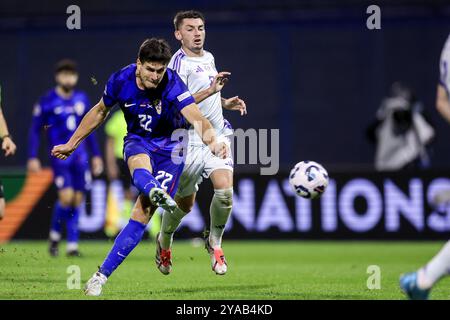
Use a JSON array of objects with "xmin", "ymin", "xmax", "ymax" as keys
[
  {"xmin": 400, "ymin": 33, "xmax": 450, "ymax": 299},
  {"xmin": 155, "ymin": 10, "xmax": 247, "ymax": 275}
]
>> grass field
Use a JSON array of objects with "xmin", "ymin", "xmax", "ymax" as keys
[{"xmin": 0, "ymin": 240, "xmax": 449, "ymax": 300}]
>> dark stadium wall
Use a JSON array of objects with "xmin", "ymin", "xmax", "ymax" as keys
[{"xmin": 0, "ymin": 1, "xmax": 450, "ymax": 172}]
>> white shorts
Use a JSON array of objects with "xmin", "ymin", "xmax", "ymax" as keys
[{"xmin": 176, "ymin": 136, "xmax": 234, "ymax": 198}]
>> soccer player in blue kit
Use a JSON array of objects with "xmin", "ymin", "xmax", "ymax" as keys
[
  {"xmin": 51, "ymin": 38, "xmax": 228, "ymax": 296},
  {"xmin": 27, "ymin": 59, "xmax": 103, "ymax": 257}
]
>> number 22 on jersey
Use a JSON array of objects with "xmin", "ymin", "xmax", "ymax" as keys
[{"xmin": 138, "ymin": 114, "xmax": 153, "ymax": 132}]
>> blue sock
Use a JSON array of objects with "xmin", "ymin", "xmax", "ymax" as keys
[
  {"xmin": 99, "ymin": 219, "xmax": 146, "ymax": 277},
  {"xmin": 132, "ymin": 168, "xmax": 161, "ymax": 195},
  {"xmin": 66, "ymin": 205, "xmax": 80, "ymax": 244},
  {"xmin": 50, "ymin": 201, "xmax": 71, "ymax": 235}
]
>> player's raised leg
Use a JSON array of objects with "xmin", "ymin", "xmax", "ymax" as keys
[
  {"xmin": 85, "ymin": 194, "xmax": 155, "ymax": 296},
  {"xmin": 159, "ymin": 193, "xmax": 193, "ymax": 250},
  {"xmin": 157, "ymin": 143, "xmax": 201, "ymax": 263},
  {"xmin": 206, "ymin": 168, "xmax": 233, "ymax": 275},
  {"xmin": 127, "ymin": 153, "xmax": 177, "ymax": 212},
  {"xmin": 85, "ymin": 152, "xmax": 173, "ymax": 295},
  {"xmin": 153, "ymin": 151, "xmax": 187, "ymax": 275},
  {"xmin": 156, "ymin": 194, "xmax": 191, "ymax": 275},
  {"xmin": 400, "ymin": 240, "xmax": 450, "ymax": 300}
]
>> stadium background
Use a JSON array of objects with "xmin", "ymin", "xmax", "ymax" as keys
[{"xmin": 1, "ymin": 0, "xmax": 450, "ymax": 242}]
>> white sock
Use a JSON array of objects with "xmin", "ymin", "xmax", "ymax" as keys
[
  {"xmin": 418, "ymin": 240, "xmax": 450, "ymax": 289},
  {"xmin": 159, "ymin": 206, "xmax": 187, "ymax": 250},
  {"xmin": 49, "ymin": 230, "xmax": 61, "ymax": 242},
  {"xmin": 66, "ymin": 242, "xmax": 78, "ymax": 252},
  {"xmin": 209, "ymin": 188, "xmax": 233, "ymax": 248}
]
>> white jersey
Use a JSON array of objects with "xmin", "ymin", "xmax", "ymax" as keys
[
  {"xmin": 440, "ymin": 34, "xmax": 450, "ymax": 94},
  {"xmin": 168, "ymin": 48, "xmax": 233, "ymax": 145}
]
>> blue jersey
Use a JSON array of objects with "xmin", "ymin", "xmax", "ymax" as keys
[
  {"xmin": 28, "ymin": 89, "xmax": 101, "ymax": 159},
  {"xmin": 102, "ymin": 64, "xmax": 194, "ymax": 152}
]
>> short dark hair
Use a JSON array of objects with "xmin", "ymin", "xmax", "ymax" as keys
[
  {"xmin": 173, "ymin": 10, "xmax": 205, "ymax": 30},
  {"xmin": 55, "ymin": 59, "xmax": 77, "ymax": 74},
  {"xmin": 138, "ymin": 38, "xmax": 172, "ymax": 65}
]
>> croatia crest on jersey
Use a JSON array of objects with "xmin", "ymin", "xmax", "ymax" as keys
[
  {"xmin": 74, "ymin": 101, "xmax": 85, "ymax": 116},
  {"xmin": 153, "ymin": 99, "xmax": 162, "ymax": 114}
]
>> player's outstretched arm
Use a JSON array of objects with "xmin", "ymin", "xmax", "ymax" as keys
[
  {"xmin": 436, "ymin": 84, "xmax": 450, "ymax": 124},
  {"xmin": 51, "ymin": 98, "xmax": 110, "ymax": 160},
  {"xmin": 0, "ymin": 106, "xmax": 16, "ymax": 157},
  {"xmin": 180, "ymin": 103, "xmax": 228, "ymax": 159},
  {"xmin": 221, "ymin": 96, "xmax": 247, "ymax": 116},
  {"xmin": 192, "ymin": 71, "xmax": 230, "ymax": 104}
]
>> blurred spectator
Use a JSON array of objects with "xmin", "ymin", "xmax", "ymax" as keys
[{"xmin": 366, "ymin": 82, "xmax": 435, "ymax": 171}]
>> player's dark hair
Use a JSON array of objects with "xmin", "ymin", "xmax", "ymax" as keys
[
  {"xmin": 138, "ymin": 38, "xmax": 172, "ymax": 65},
  {"xmin": 54, "ymin": 59, "xmax": 78, "ymax": 74},
  {"xmin": 173, "ymin": 10, "xmax": 205, "ymax": 30}
]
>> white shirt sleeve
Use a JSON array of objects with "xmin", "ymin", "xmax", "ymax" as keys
[{"xmin": 176, "ymin": 59, "xmax": 189, "ymax": 86}]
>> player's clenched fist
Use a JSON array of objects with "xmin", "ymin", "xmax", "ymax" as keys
[
  {"xmin": 2, "ymin": 136, "xmax": 16, "ymax": 157},
  {"xmin": 51, "ymin": 143, "xmax": 76, "ymax": 160},
  {"xmin": 209, "ymin": 141, "xmax": 228, "ymax": 159}
]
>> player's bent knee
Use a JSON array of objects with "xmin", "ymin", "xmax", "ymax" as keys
[
  {"xmin": 211, "ymin": 170, "xmax": 233, "ymax": 190},
  {"xmin": 59, "ymin": 189, "xmax": 75, "ymax": 207},
  {"xmin": 127, "ymin": 154, "xmax": 152, "ymax": 175},
  {"xmin": 175, "ymin": 195, "xmax": 195, "ymax": 213},
  {"xmin": 214, "ymin": 188, "xmax": 233, "ymax": 207},
  {"xmin": 131, "ymin": 210, "xmax": 150, "ymax": 225},
  {"xmin": 73, "ymin": 192, "xmax": 84, "ymax": 207},
  {"xmin": 130, "ymin": 195, "xmax": 153, "ymax": 224},
  {"xmin": 178, "ymin": 201, "xmax": 194, "ymax": 213}
]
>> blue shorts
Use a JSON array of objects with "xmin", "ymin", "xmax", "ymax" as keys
[
  {"xmin": 123, "ymin": 134, "xmax": 185, "ymax": 197},
  {"xmin": 51, "ymin": 150, "xmax": 90, "ymax": 192}
]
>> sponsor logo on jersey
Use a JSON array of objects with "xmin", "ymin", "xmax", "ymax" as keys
[
  {"xmin": 195, "ymin": 65, "xmax": 204, "ymax": 73},
  {"xmin": 177, "ymin": 92, "xmax": 191, "ymax": 102},
  {"xmin": 139, "ymin": 100, "xmax": 153, "ymax": 109}
]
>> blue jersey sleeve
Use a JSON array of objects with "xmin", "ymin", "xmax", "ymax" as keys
[
  {"xmin": 166, "ymin": 71, "xmax": 195, "ymax": 112},
  {"xmin": 102, "ymin": 72, "xmax": 120, "ymax": 108},
  {"xmin": 28, "ymin": 100, "xmax": 44, "ymax": 159}
]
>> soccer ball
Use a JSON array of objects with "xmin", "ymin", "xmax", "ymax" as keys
[{"xmin": 289, "ymin": 161, "xmax": 329, "ymax": 199}]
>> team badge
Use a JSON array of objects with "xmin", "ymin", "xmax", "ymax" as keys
[
  {"xmin": 153, "ymin": 99, "xmax": 162, "ymax": 114},
  {"xmin": 74, "ymin": 102, "xmax": 85, "ymax": 115}
]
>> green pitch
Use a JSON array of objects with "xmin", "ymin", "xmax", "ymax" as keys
[{"xmin": 0, "ymin": 240, "xmax": 449, "ymax": 300}]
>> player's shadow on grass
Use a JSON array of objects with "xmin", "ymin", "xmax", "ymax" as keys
[
  {"xmin": 281, "ymin": 292, "xmax": 365, "ymax": 300},
  {"xmin": 5, "ymin": 278, "xmax": 53, "ymax": 284},
  {"xmin": 150, "ymin": 285, "xmax": 364, "ymax": 299},
  {"xmin": 152, "ymin": 283, "xmax": 273, "ymax": 295}
]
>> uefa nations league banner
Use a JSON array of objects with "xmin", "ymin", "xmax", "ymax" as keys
[{"xmin": 8, "ymin": 170, "xmax": 450, "ymax": 240}]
